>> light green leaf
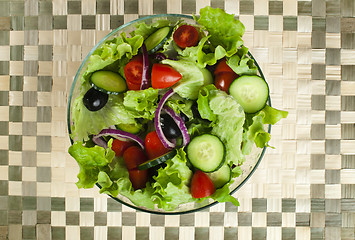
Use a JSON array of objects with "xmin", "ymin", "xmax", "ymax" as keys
[{"xmin": 162, "ymin": 59, "xmax": 213, "ymax": 100}]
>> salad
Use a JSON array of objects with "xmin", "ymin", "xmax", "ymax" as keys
[{"xmin": 68, "ymin": 7, "xmax": 288, "ymax": 211}]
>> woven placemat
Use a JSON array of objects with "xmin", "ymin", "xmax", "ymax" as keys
[{"xmin": 0, "ymin": 0, "xmax": 355, "ymax": 239}]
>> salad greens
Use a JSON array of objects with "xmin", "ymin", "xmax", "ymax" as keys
[
  {"xmin": 84, "ymin": 33, "xmax": 144, "ymax": 81},
  {"xmin": 196, "ymin": 6, "xmax": 245, "ymax": 57},
  {"xmin": 68, "ymin": 6, "xmax": 288, "ymax": 211},
  {"xmin": 205, "ymin": 86, "xmax": 246, "ymax": 166},
  {"xmin": 161, "ymin": 59, "xmax": 213, "ymax": 100},
  {"xmin": 123, "ymin": 88, "xmax": 159, "ymax": 120},
  {"xmin": 71, "ymin": 83, "xmax": 138, "ymax": 142}
]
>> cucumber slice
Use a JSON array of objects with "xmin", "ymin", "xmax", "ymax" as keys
[
  {"xmin": 187, "ymin": 134, "xmax": 225, "ymax": 172},
  {"xmin": 138, "ymin": 150, "xmax": 176, "ymax": 170},
  {"xmin": 229, "ymin": 75, "xmax": 269, "ymax": 113},
  {"xmin": 144, "ymin": 27, "xmax": 171, "ymax": 54},
  {"xmin": 90, "ymin": 71, "xmax": 127, "ymax": 94},
  {"xmin": 206, "ymin": 164, "xmax": 231, "ymax": 189},
  {"xmin": 116, "ymin": 123, "xmax": 142, "ymax": 135}
]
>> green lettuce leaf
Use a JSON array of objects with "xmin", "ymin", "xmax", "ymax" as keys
[
  {"xmin": 178, "ymin": 36, "xmax": 226, "ymax": 68},
  {"xmin": 196, "ymin": 6, "xmax": 245, "ymax": 57},
  {"xmin": 211, "ymin": 182, "xmax": 240, "ymax": 207},
  {"xmin": 84, "ymin": 32, "xmax": 144, "ymax": 80},
  {"xmin": 131, "ymin": 19, "xmax": 171, "ymax": 39},
  {"xmin": 196, "ymin": 84, "xmax": 218, "ymax": 122},
  {"xmin": 161, "ymin": 59, "xmax": 213, "ymax": 100},
  {"xmin": 152, "ymin": 148, "xmax": 194, "ymax": 211},
  {"xmin": 197, "ymin": 85, "xmax": 246, "ymax": 165},
  {"xmin": 242, "ymin": 105, "xmax": 288, "ymax": 154},
  {"xmin": 260, "ymin": 105, "xmax": 289, "ymax": 125},
  {"xmin": 208, "ymin": 90, "xmax": 246, "ymax": 166},
  {"xmin": 196, "ymin": 85, "xmax": 246, "ymax": 165},
  {"xmin": 98, "ymin": 171, "xmax": 119, "ymax": 196},
  {"xmin": 242, "ymin": 112, "xmax": 270, "ymax": 155},
  {"xmin": 68, "ymin": 140, "xmax": 115, "ymax": 188},
  {"xmin": 231, "ymin": 165, "xmax": 243, "ymax": 178},
  {"xmin": 123, "ymin": 88, "xmax": 159, "ymax": 120},
  {"xmin": 70, "ymin": 83, "xmax": 138, "ymax": 142},
  {"xmin": 165, "ymin": 97, "xmax": 194, "ymax": 120},
  {"xmin": 227, "ymin": 46, "xmax": 258, "ymax": 75},
  {"xmin": 187, "ymin": 118, "xmax": 213, "ymax": 139}
]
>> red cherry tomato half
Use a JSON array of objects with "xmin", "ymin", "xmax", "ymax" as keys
[
  {"xmin": 214, "ymin": 58, "xmax": 235, "ymax": 75},
  {"xmin": 190, "ymin": 170, "xmax": 216, "ymax": 198},
  {"xmin": 123, "ymin": 146, "xmax": 148, "ymax": 170},
  {"xmin": 128, "ymin": 168, "xmax": 148, "ymax": 190},
  {"xmin": 145, "ymin": 131, "xmax": 170, "ymax": 159},
  {"xmin": 111, "ymin": 139, "xmax": 135, "ymax": 157},
  {"xmin": 173, "ymin": 25, "xmax": 199, "ymax": 49},
  {"xmin": 214, "ymin": 72, "xmax": 239, "ymax": 93},
  {"xmin": 151, "ymin": 63, "xmax": 182, "ymax": 89},
  {"xmin": 124, "ymin": 55, "xmax": 143, "ymax": 90}
]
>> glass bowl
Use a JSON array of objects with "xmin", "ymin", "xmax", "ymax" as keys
[{"xmin": 67, "ymin": 14, "xmax": 271, "ymax": 215}]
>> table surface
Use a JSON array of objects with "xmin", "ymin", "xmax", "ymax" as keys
[{"xmin": 1, "ymin": 0, "xmax": 355, "ymax": 239}]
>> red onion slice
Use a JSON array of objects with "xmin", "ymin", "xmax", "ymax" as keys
[
  {"xmin": 92, "ymin": 136, "xmax": 108, "ymax": 149},
  {"xmin": 140, "ymin": 43, "xmax": 149, "ymax": 90},
  {"xmin": 93, "ymin": 128, "xmax": 145, "ymax": 149},
  {"xmin": 154, "ymin": 89, "xmax": 176, "ymax": 149},
  {"xmin": 151, "ymin": 52, "xmax": 167, "ymax": 61},
  {"xmin": 162, "ymin": 106, "xmax": 190, "ymax": 146}
]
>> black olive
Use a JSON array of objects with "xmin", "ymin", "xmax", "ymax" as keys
[
  {"xmin": 180, "ymin": 112, "xmax": 189, "ymax": 123},
  {"xmin": 191, "ymin": 102, "xmax": 201, "ymax": 119},
  {"xmin": 83, "ymin": 87, "xmax": 109, "ymax": 111},
  {"xmin": 160, "ymin": 113, "xmax": 181, "ymax": 139}
]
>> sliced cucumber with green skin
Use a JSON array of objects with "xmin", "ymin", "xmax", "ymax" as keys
[
  {"xmin": 206, "ymin": 164, "xmax": 231, "ymax": 189},
  {"xmin": 229, "ymin": 75, "xmax": 269, "ymax": 114},
  {"xmin": 138, "ymin": 150, "xmax": 176, "ymax": 170},
  {"xmin": 187, "ymin": 134, "xmax": 225, "ymax": 173},
  {"xmin": 116, "ymin": 123, "xmax": 142, "ymax": 135},
  {"xmin": 144, "ymin": 27, "xmax": 172, "ymax": 54},
  {"xmin": 90, "ymin": 71, "xmax": 127, "ymax": 94}
]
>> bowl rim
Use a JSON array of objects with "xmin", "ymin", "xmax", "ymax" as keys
[{"xmin": 67, "ymin": 14, "xmax": 271, "ymax": 215}]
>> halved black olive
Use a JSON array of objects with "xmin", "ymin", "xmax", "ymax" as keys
[
  {"xmin": 83, "ymin": 87, "xmax": 109, "ymax": 111},
  {"xmin": 160, "ymin": 113, "xmax": 181, "ymax": 139},
  {"xmin": 180, "ymin": 112, "xmax": 189, "ymax": 123}
]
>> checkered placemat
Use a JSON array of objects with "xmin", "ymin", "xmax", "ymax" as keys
[{"xmin": 0, "ymin": 0, "xmax": 355, "ymax": 239}]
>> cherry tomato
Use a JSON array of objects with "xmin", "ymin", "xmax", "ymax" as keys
[
  {"xmin": 128, "ymin": 168, "xmax": 148, "ymax": 189},
  {"xmin": 124, "ymin": 55, "xmax": 143, "ymax": 90},
  {"xmin": 214, "ymin": 58, "xmax": 235, "ymax": 75},
  {"xmin": 214, "ymin": 72, "xmax": 238, "ymax": 93},
  {"xmin": 145, "ymin": 131, "xmax": 170, "ymax": 159},
  {"xmin": 111, "ymin": 139, "xmax": 135, "ymax": 157},
  {"xmin": 151, "ymin": 63, "xmax": 182, "ymax": 89},
  {"xmin": 123, "ymin": 146, "xmax": 148, "ymax": 170},
  {"xmin": 173, "ymin": 25, "xmax": 199, "ymax": 49},
  {"xmin": 190, "ymin": 170, "xmax": 216, "ymax": 198}
]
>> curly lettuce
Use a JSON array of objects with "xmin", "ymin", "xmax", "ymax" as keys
[
  {"xmin": 123, "ymin": 88, "xmax": 159, "ymax": 120},
  {"xmin": 196, "ymin": 6, "xmax": 245, "ymax": 57},
  {"xmin": 207, "ymin": 88, "xmax": 246, "ymax": 166},
  {"xmin": 152, "ymin": 148, "xmax": 194, "ymax": 211},
  {"xmin": 68, "ymin": 140, "xmax": 115, "ymax": 189},
  {"xmin": 69, "ymin": 143, "xmax": 195, "ymax": 210},
  {"xmin": 242, "ymin": 105, "xmax": 288, "ymax": 154},
  {"xmin": 70, "ymin": 83, "xmax": 138, "ymax": 142},
  {"xmin": 178, "ymin": 36, "xmax": 226, "ymax": 68},
  {"xmin": 84, "ymin": 32, "xmax": 144, "ymax": 81},
  {"xmin": 227, "ymin": 46, "xmax": 258, "ymax": 75}
]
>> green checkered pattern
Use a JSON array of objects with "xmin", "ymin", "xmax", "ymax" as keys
[{"xmin": 0, "ymin": 0, "xmax": 355, "ymax": 239}]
